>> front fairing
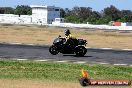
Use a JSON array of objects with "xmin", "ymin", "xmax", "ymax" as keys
[
  {"xmin": 78, "ymin": 39, "xmax": 87, "ymax": 46},
  {"xmin": 53, "ymin": 37, "xmax": 66, "ymax": 45},
  {"xmin": 53, "ymin": 38, "xmax": 60, "ymax": 44}
]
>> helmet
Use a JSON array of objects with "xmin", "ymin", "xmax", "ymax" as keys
[{"xmin": 64, "ymin": 29, "xmax": 71, "ymax": 36}]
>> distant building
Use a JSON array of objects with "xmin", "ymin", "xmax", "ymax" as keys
[
  {"xmin": 0, "ymin": 5, "xmax": 61, "ymax": 24},
  {"xmin": 52, "ymin": 18, "xmax": 64, "ymax": 23},
  {"xmin": 30, "ymin": 5, "xmax": 60, "ymax": 24}
]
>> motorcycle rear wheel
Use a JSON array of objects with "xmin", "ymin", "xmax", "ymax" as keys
[{"xmin": 75, "ymin": 46, "xmax": 87, "ymax": 56}]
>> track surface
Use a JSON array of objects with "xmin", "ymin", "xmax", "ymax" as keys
[{"xmin": 0, "ymin": 43, "xmax": 132, "ymax": 65}]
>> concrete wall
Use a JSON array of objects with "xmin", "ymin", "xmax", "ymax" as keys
[{"xmin": 0, "ymin": 14, "xmax": 32, "ymax": 24}]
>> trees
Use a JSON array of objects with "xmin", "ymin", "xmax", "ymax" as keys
[
  {"xmin": 96, "ymin": 16, "xmax": 112, "ymax": 24},
  {"xmin": 65, "ymin": 16, "xmax": 79, "ymax": 23},
  {"xmin": 103, "ymin": 5, "xmax": 121, "ymax": 21},
  {"xmin": 4, "ymin": 7, "xmax": 14, "ymax": 14},
  {"xmin": 0, "ymin": 5, "xmax": 31, "ymax": 15},
  {"xmin": 0, "ymin": 7, "xmax": 14, "ymax": 14},
  {"xmin": 71, "ymin": 6, "xmax": 92, "ymax": 20},
  {"xmin": 0, "ymin": 8, "xmax": 5, "ymax": 14},
  {"xmin": 14, "ymin": 5, "xmax": 32, "ymax": 15},
  {"xmin": 119, "ymin": 15, "xmax": 132, "ymax": 22},
  {"xmin": 85, "ymin": 16, "xmax": 97, "ymax": 24},
  {"xmin": 64, "ymin": 6, "xmax": 93, "ymax": 23},
  {"xmin": 60, "ymin": 8, "xmax": 65, "ymax": 18},
  {"xmin": 85, "ymin": 11, "xmax": 101, "ymax": 24},
  {"xmin": 64, "ymin": 5, "xmax": 132, "ymax": 24},
  {"xmin": 119, "ymin": 10, "xmax": 132, "ymax": 22}
]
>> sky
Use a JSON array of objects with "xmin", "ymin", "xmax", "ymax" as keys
[{"xmin": 0, "ymin": 0, "xmax": 131, "ymax": 11}]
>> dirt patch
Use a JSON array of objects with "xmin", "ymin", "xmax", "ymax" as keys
[{"xmin": 0, "ymin": 24, "xmax": 132, "ymax": 49}]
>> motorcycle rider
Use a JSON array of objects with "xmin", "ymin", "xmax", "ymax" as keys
[
  {"xmin": 64, "ymin": 29, "xmax": 78, "ymax": 47},
  {"xmin": 64, "ymin": 29, "xmax": 76, "ymax": 39}
]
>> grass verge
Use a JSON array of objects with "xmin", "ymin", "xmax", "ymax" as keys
[{"xmin": 0, "ymin": 60, "xmax": 131, "ymax": 82}]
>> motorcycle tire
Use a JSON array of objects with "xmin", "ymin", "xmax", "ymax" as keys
[
  {"xmin": 49, "ymin": 45, "xmax": 59, "ymax": 55},
  {"xmin": 75, "ymin": 46, "xmax": 87, "ymax": 56}
]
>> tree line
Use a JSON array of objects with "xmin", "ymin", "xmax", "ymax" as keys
[
  {"xmin": 0, "ymin": 5, "xmax": 31, "ymax": 15},
  {"xmin": 61, "ymin": 5, "xmax": 132, "ymax": 24},
  {"xmin": 0, "ymin": 5, "xmax": 132, "ymax": 24}
]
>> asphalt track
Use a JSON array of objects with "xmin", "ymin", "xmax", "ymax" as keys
[{"xmin": 0, "ymin": 43, "xmax": 132, "ymax": 65}]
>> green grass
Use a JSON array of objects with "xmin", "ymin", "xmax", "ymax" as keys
[{"xmin": 0, "ymin": 60, "xmax": 132, "ymax": 82}]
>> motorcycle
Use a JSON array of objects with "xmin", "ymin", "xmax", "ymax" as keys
[{"xmin": 49, "ymin": 35, "xmax": 87, "ymax": 56}]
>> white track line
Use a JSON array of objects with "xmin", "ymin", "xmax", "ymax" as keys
[
  {"xmin": 17, "ymin": 59, "xmax": 28, "ymax": 61},
  {"xmin": 35, "ymin": 59, "xmax": 49, "ymax": 62},
  {"xmin": 56, "ymin": 60, "xmax": 68, "ymax": 63},
  {"xmin": 130, "ymin": 65, "xmax": 132, "ymax": 67},
  {"xmin": 11, "ymin": 43, "xmax": 22, "ymax": 45},
  {"xmin": 99, "ymin": 63, "xmax": 110, "ymax": 65},
  {"xmin": 87, "ymin": 47, "xmax": 132, "ymax": 51},
  {"xmin": 101, "ymin": 48, "xmax": 113, "ymax": 50},
  {"xmin": 122, "ymin": 49, "xmax": 132, "ymax": 51},
  {"xmin": 27, "ymin": 44, "xmax": 35, "ymax": 45},
  {"xmin": 114, "ymin": 64, "xmax": 128, "ymax": 66},
  {"xmin": 74, "ymin": 61, "xmax": 86, "ymax": 64}
]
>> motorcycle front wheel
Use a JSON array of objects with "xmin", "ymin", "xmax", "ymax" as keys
[{"xmin": 49, "ymin": 45, "xmax": 59, "ymax": 55}]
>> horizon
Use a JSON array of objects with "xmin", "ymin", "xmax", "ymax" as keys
[{"xmin": 0, "ymin": 0, "xmax": 131, "ymax": 11}]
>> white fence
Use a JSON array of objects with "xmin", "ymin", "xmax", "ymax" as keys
[
  {"xmin": 51, "ymin": 22, "xmax": 132, "ymax": 31},
  {"xmin": 0, "ymin": 14, "xmax": 33, "ymax": 24},
  {"xmin": 0, "ymin": 14, "xmax": 132, "ymax": 31}
]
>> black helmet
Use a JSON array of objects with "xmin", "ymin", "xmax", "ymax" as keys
[{"xmin": 64, "ymin": 29, "xmax": 71, "ymax": 36}]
